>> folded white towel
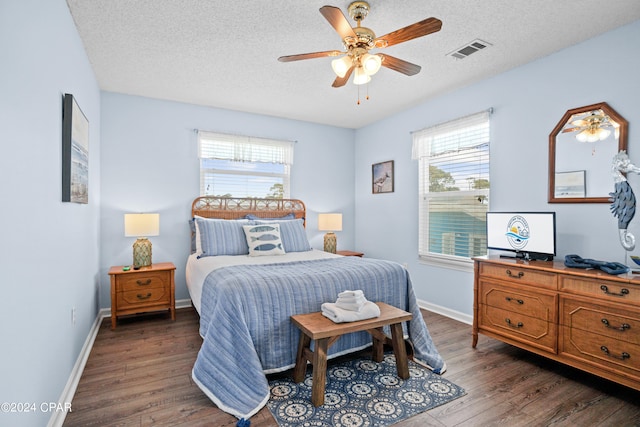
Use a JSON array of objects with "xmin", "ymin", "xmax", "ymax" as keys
[
  {"xmin": 338, "ymin": 290, "xmax": 364, "ymax": 298},
  {"xmin": 321, "ymin": 301, "xmax": 380, "ymax": 323},
  {"xmin": 336, "ymin": 294, "xmax": 367, "ymax": 311}
]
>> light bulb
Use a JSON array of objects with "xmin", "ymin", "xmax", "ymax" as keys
[
  {"xmin": 353, "ymin": 66, "xmax": 371, "ymax": 85},
  {"xmin": 331, "ymin": 56, "xmax": 352, "ymax": 78},
  {"xmin": 361, "ymin": 53, "xmax": 382, "ymax": 76}
]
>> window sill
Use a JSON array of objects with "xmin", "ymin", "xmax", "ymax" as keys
[{"xmin": 418, "ymin": 253, "xmax": 474, "ymax": 273}]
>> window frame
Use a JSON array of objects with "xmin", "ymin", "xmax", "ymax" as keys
[
  {"xmin": 197, "ymin": 131, "xmax": 293, "ymax": 199},
  {"xmin": 412, "ymin": 110, "xmax": 491, "ymax": 272}
]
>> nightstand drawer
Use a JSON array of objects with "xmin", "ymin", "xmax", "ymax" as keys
[
  {"xmin": 117, "ymin": 271, "xmax": 170, "ymax": 292},
  {"xmin": 117, "ymin": 287, "xmax": 170, "ymax": 308}
]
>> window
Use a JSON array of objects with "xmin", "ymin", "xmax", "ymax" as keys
[
  {"xmin": 412, "ymin": 110, "xmax": 491, "ymax": 270},
  {"xmin": 198, "ymin": 131, "xmax": 294, "ymax": 198}
]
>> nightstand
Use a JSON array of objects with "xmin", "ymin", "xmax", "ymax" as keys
[
  {"xmin": 108, "ymin": 262, "xmax": 176, "ymax": 329},
  {"xmin": 336, "ymin": 250, "xmax": 364, "ymax": 257}
]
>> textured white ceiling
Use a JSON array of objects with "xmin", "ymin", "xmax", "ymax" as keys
[{"xmin": 66, "ymin": 0, "xmax": 640, "ymax": 129}]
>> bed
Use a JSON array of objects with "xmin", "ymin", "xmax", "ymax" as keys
[{"xmin": 186, "ymin": 196, "xmax": 445, "ymax": 422}]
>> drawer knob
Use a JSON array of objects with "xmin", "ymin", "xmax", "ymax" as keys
[
  {"xmin": 600, "ymin": 345, "xmax": 630, "ymax": 360},
  {"xmin": 505, "ymin": 296, "xmax": 524, "ymax": 305},
  {"xmin": 136, "ymin": 293, "xmax": 152, "ymax": 300},
  {"xmin": 505, "ymin": 318, "xmax": 523, "ymax": 328},
  {"xmin": 599, "ymin": 285, "xmax": 630, "ymax": 297},
  {"xmin": 601, "ymin": 318, "xmax": 631, "ymax": 331},
  {"xmin": 505, "ymin": 269, "xmax": 524, "ymax": 279},
  {"xmin": 136, "ymin": 279, "xmax": 152, "ymax": 286}
]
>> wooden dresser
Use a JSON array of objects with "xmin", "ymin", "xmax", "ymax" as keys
[{"xmin": 473, "ymin": 256, "xmax": 640, "ymax": 390}]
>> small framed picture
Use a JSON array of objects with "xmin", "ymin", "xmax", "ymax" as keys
[
  {"xmin": 372, "ymin": 160, "xmax": 394, "ymax": 194},
  {"xmin": 554, "ymin": 170, "xmax": 586, "ymax": 198}
]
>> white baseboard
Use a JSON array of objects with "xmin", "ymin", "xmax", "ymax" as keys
[
  {"xmin": 417, "ymin": 298, "xmax": 472, "ymax": 325},
  {"xmin": 47, "ymin": 299, "xmax": 193, "ymax": 427}
]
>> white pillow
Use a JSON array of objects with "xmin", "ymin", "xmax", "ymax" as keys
[{"xmin": 243, "ymin": 224, "xmax": 286, "ymax": 256}]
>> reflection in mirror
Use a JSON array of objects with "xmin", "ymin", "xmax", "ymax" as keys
[{"xmin": 549, "ymin": 102, "xmax": 628, "ymax": 203}]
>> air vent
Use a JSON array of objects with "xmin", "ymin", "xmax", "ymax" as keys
[{"xmin": 448, "ymin": 39, "xmax": 492, "ymax": 59}]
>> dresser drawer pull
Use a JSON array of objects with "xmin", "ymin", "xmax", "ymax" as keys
[
  {"xmin": 600, "ymin": 345, "xmax": 630, "ymax": 360},
  {"xmin": 600, "ymin": 285, "xmax": 630, "ymax": 297},
  {"xmin": 505, "ymin": 318, "xmax": 523, "ymax": 328},
  {"xmin": 601, "ymin": 318, "xmax": 631, "ymax": 331},
  {"xmin": 505, "ymin": 296, "xmax": 524, "ymax": 305},
  {"xmin": 505, "ymin": 269, "xmax": 524, "ymax": 279},
  {"xmin": 136, "ymin": 279, "xmax": 152, "ymax": 286},
  {"xmin": 136, "ymin": 293, "xmax": 152, "ymax": 300}
]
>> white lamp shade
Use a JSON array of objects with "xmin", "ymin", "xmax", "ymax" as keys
[
  {"xmin": 361, "ymin": 53, "xmax": 382, "ymax": 76},
  {"xmin": 318, "ymin": 213, "xmax": 343, "ymax": 231},
  {"xmin": 331, "ymin": 56, "xmax": 353, "ymax": 78},
  {"xmin": 353, "ymin": 66, "xmax": 371, "ymax": 85},
  {"xmin": 124, "ymin": 213, "xmax": 160, "ymax": 237}
]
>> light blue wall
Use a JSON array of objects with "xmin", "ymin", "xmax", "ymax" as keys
[
  {"xmin": 354, "ymin": 20, "xmax": 640, "ymax": 316},
  {"xmin": 0, "ymin": 1, "xmax": 101, "ymax": 426},
  {"xmin": 99, "ymin": 94, "xmax": 355, "ymax": 306}
]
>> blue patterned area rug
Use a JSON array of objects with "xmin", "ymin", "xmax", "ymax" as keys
[{"xmin": 267, "ymin": 353, "xmax": 465, "ymax": 426}]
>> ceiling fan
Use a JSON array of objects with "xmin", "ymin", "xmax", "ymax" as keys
[
  {"xmin": 277, "ymin": 1, "xmax": 442, "ymax": 88},
  {"xmin": 562, "ymin": 110, "xmax": 619, "ymax": 142}
]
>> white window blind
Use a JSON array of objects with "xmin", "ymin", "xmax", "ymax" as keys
[
  {"xmin": 412, "ymin": 110, "xmax": 491, "ymax": 270},
  {"xmin": 198, "ymin": 131, "xmax": 293, "ymax": 198}
]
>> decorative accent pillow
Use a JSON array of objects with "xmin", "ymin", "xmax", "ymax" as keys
[
  {"xmin": 245, "ymin": 213, "xmax": 295, "ymax": 221},
  {"xmin": 243, "ymin": 224, "xmax": 286, "ymax": 256},
  {"xmin": 194, "ymin": 217, "xmax": 251, "ymax": 257},
  {"xmin": 255, "ymin": 219, "xmax": 312, "ymax": 253}
]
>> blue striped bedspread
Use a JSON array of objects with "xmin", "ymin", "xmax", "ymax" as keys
[{"xmin": 191, "ymin": 256, "xmax": 445, "ymax": 420}]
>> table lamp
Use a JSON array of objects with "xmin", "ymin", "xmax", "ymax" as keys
[
  {"xmin": 318, "ymin": 213, "xmax": 342, "ymax": 253},
  {"xmin": 124, "ymin": 213, "xmax": 160, "ymax": 268}
]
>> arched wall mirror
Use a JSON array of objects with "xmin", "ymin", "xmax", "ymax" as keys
[{"xmin": 549, "ymin": 102, "xmax": 628, "ymax": 203}]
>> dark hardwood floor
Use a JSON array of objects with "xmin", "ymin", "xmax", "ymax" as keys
[{"xmin": 64, "ymin": 307, "xmax": 640, "ymax": 426}]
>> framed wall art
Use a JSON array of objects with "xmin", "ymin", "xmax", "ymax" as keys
[
  {"xmin": 372, "ymin": 160, "xmax": 394, "ymax": 194},
  {"xmin": 554, "ymin": 170, "xmax": 586, "ymax": 198},
  {"xmin": 62, "ymin": 93, "xmax": 89, "ymax": 203}
]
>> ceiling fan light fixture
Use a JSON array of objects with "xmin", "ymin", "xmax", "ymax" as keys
[
  {"xmin": 361, "ymin": 53, "xmax": 382, "ymax": 75},
  {"xmin": 331, "ymin": 56, "xmax": 353, "ymax": 78},
  {"xmin": 353, "ymin": 66, "xmax": 371, "ymax": 85}
]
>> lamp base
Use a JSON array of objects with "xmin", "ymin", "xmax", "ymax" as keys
[
  {"xmin": 324, "ymin": 232, "xmax": 337, "ymax": 254},
  {"xmin": 133, "ymin": 238, "xmax": 152, "ymax": 268}
]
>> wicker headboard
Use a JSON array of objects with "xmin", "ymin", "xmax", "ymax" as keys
[{"xmin": 191, "ymin": 196, "xmax": 306, "ymax": 225}]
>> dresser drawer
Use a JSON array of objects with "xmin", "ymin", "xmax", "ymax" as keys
[
  {"xmin": 480, "ymin": 280, "xmax": 557, "ymax": 322},
  {"xmin": 561, "ymin": 297, "xmax": 640, "ymax": 345},
  {"xmin": 560, "ymin": 325, "xmax": 640, "ymax": 376},
  {"xmin": 117, "ymin": 287, "xmax": 170, "ymax": 308},
  {"xmin": 559, "ymin": 275, "xmax": 640, "ymax": 304},
  {"xmin": 480, "ymin": 304, "xmax": 557, "ymax": 353},
  {"xmin": 479, "ymin": 263, "xmax": 556, "ymax": 290},
  {"xmin": 117, "ymin": 271, "xmax": 170, "ymax": 292}
]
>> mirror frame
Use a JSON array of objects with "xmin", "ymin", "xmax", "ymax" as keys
[{"xmin": 549, "ymin": 102, "xmax": 628, "ymax": 203}]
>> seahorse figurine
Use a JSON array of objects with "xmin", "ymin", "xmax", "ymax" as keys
[{"xmin": 609, "ymin": 150, "xmax": 640, "ymax": 251}]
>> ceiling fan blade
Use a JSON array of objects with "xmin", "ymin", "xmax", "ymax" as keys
[
  {"xmin": 374, "ymin": 17, "xmax": 442, "ymax": 48},
  {"xmin": 320, "ymin": 5, "xmax": 357, "ymax": 40},
  {"xmin": 379, "ymin": 54, "xmax": 421, "ymax": 76},
  {"xmin": 278, "ymin": 50, "xmax": 342, "ymax": 62},
  {"xmin": 332, "ymin": 66, "xmax": 354, "ymax": 88}
]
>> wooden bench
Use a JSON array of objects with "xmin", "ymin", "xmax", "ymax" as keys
[{"xmin": 290, "ymin": 302, "xmax": 413, "ymax": 406}]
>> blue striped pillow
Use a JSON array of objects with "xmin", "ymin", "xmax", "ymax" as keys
[
  {"xmin": 254, "ymin": 219, "xmax": 311, "ymax": 252},
  {"xmin": 195, "ymin": 217, "xmax": 251, "ymax": 257}
]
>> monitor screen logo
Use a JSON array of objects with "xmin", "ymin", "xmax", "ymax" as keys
[{"xmin": 506, "ymin": 215, "xmax": 530, "ymax": 250}]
